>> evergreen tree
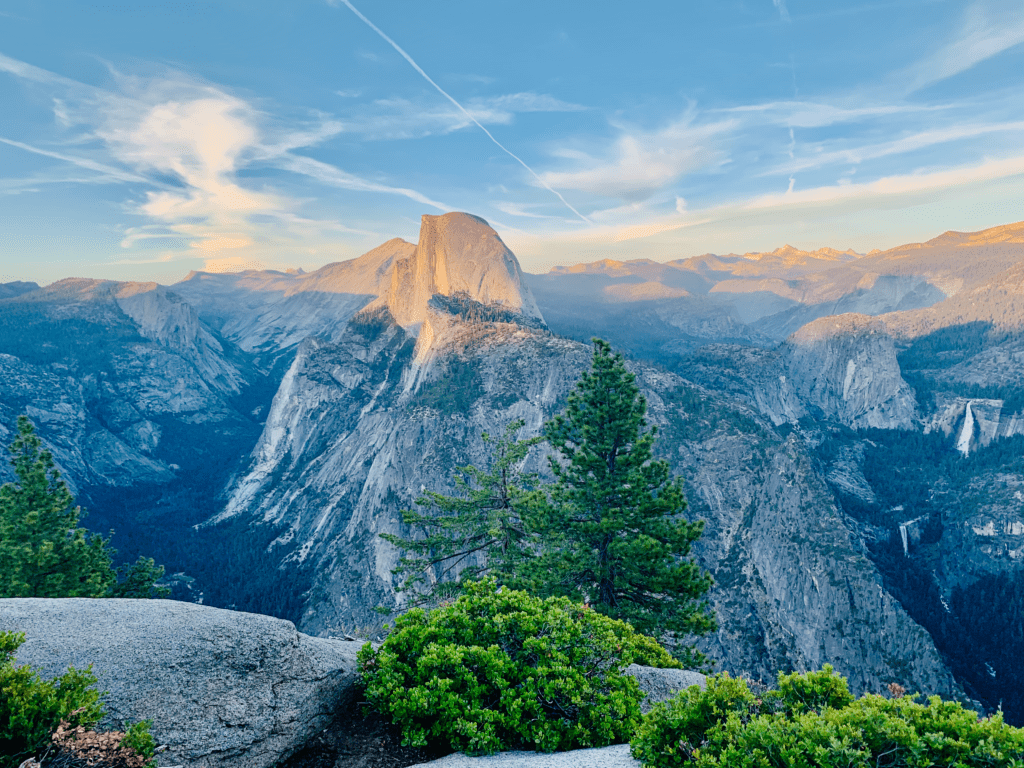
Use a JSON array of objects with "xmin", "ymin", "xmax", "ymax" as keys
[
  {"xmin": 381, "ymin": 419, "xmax": 542, "ymax": 604},
  {"xmin": 530, "ymin": 339, "xmax": 715, "ymax": 665},
  {"xmin": 0, "ymin": 416, "xmax": 168, "ymax": 598}
]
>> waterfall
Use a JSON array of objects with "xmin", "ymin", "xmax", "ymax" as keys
[
  {"xmin": 897, "ymin": 515, "xmax": 927, "ymax": 557},
  {"xmin": 956, "ymin": 402, "xmax": 975, "ymax": 456}
]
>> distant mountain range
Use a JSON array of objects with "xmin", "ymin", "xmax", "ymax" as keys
[{"xmin": 2, "ymin": 215, "xmax": 1023, "ymax": 722}]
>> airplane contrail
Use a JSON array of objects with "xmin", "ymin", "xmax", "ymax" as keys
[{"xmin": 334, "ymin": 0, "xmax": 592, "ymax": 224}]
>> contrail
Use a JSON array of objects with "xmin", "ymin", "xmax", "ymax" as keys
[{"xmin": 335, "ymin": 0, "xmax": 592, "ymax": 224}]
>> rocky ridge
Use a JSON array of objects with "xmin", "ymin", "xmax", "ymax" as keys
[
  {"xmin": 2, "ymin": 598, "xmax": 361, "ymax": 768},
  {"xmin": 5, "ymin": 215, "xmax": 1024, "ymax": 718},
  {"xmin": 208, "ymin": 214, "xmax": 959, "ymax": 699}
]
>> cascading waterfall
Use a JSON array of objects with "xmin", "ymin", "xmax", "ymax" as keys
[
  {"xmin": 898, "ymin": 516, "xmax": 928, "ymax": 556},
  {"xmin": 956, "ymin": 402, "xmax": 975, "ymax": 456}
]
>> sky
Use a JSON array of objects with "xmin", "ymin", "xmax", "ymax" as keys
[{"xmin": 1, "ymin": 0, "xmax": 1023, "ymax": 285}]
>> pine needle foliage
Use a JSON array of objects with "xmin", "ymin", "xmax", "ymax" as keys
[
  {"xmin": 530, "ymin": 339, "xmax": 715, "ymax": 666},
  {"xmin": 0, "ymin": 417, "xmax": 114, "ymax": 598},
  {"xmin": 381, "ymin": 419, "xmax": 542, "ymax": 603},
  {"xmin": 0, "ymin": 416, "xmax": 168, "ymax": 599}
]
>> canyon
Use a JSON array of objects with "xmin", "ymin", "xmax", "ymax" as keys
[{"xmin": 2, "ymin": 214, "xmax": 1023, "ymax": 719}]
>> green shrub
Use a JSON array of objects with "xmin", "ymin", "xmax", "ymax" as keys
[
  {"xmin": 119, "ymin": 719, "xmax": 158, "ymax": 765},
  {"xmin": 358, "ymin": 578, "xmax": 680, "ymax": 755},
  {"xmin": 0, "ymin": 630, "xmax": 104, "ymax": 768},
  {"xmin": 630, "ymin": 666, "xmax": 1024, "ymax": 767}
]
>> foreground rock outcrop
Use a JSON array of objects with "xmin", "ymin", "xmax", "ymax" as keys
[
  {"xmin": 410, "ymin": 745, "xmax": 639, "ymax": 768},
  {"xmin": 0, "ymin": 598, "xmax": 361, "ymax": 768}
]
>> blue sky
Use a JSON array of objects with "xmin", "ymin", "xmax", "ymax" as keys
[{"xmin": 1, "ymin": 0, "xmax": 1023, "ymax": 284}]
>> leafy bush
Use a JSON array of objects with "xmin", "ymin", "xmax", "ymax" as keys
[
  {"xmin": 630, "ymin": 666, "xmax": 1024, "ymax": 767},
  {"xmin": 358, "ymin": 579, "xmax": 680, "ymax": 755},
  {"xmin": 0, "ymin": 631, "xmax": 104, "ymax": 768},
  {"xmin": 117, "ymin": 719, "xmax": 157, "ymax": 763}
]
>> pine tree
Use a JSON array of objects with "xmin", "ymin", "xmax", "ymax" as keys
[
  {"xmin": 0, "ymin": 416, "xmax": 168, "ymax": 599},
  {"xmin": 530, "ymin": 339, "xmax": 715, "ymax": 665},
  {"xmin": 381, "ymin": 419, "xmax": 542, "ymax": 604}
]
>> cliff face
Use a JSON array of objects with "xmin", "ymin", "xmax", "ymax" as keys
[
  {"xmin": 208, "ymin": 215, "xmax": 958, "ymax": 698},
  {"xmin": 0, "ymin": 280, "xmax": 256, "ymax": 491},
  {"xmin": 684, "ymin": 315, "xmax": 917, "ymax": 432},
  {"xmin": 682, "ymin": 432, "xmax": 954, "ymax": 694},
  {"xmin": 12, "ymin": 217, "xmax": 1024, "ymax": 709},
  {"xmin": 783, "ymin": 315, "xmax": 917, "ymax": 430},
  {"xmin": 379, "ymin": 213, "xmax": 542, "ymax": 331}
]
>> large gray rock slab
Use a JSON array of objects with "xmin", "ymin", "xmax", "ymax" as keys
[
  {"xmin": 624, "ymin": 664, "xmax": 706, "ymax": 712},
  {"xmin": 410, "ymin": 744, "xmax": 638, "ymax": 768},
  {"xmin": 0, "ymin": 598, "xmax": 361, "ymax": 768}
]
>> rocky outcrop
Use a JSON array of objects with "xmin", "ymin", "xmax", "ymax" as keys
[
  {"xmin": 684, "ymin": 315, "xmax": 918, "ymax": 431},
  {"xmin": 377, "ymin": 213, "xmax": 543, "ymax": 331},
  {"xmin": 783, "ymin": 315, "xmax": 916, "ymax": 429},
  {"xmin": 410, "ymin": 746, "xmax": 639, "ymax": 768},
  {"xmin": 623, "ymin": 665, "xmax": 706, "ymax": 713},
  {"xmin": 1, "ymin": 598, "xmax": 360, "ymax": 768}
]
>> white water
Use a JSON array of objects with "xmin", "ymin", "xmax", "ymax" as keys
[{"xmin": 956, "ymin": 402, "xmax": 975, "ymax": 456}]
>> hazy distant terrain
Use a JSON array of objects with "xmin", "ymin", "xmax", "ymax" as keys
[{"xmin": 2, "ymin": 216, "xmax": 1023, "ymax": 721}]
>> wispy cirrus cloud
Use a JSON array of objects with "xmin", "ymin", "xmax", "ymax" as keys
[
  {"xmin": 745, "ymin": 154, "xmax": 1024, "ymax": 211},
  {"xmin": 0, "ymin": 53, "xmax": 452, "ymax": 269},
  {"xmin": 539, "ymin": 115, "xmax": 736, "ymax": 202},
  {"xmin": 720, "ymin": 100, "xmax": 943, "ymax": 128},
  {"xmin": 330, "ymin": 92, "xmax": 585, "ymax": 140},
  {"xmin": 898, "ymin": 0, "xmax": 1024, "ymax": 92},
  {"xmin": 767, "ymin": 120, "xmax": 1024, "ymax": 175}
]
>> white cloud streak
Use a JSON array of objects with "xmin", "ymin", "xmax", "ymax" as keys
[
  {"xmin": 331, "ymin": 0, "xmax": 592, "ymax": 223},
  {"xmin": 769, "ymin": 120, "xmax": 1024, "ymax": 175},
  {"xmin": 900, "ymin": 0, "xmax": 1024, "ymax": 92},
  {"xmin": 721, "ymin": 100, "xmax": 942, "ymax": 128},
  {"xmin": 0, "ymin": 53, "xmax": 453, "ymax": 269},
  {"xmin": 324, "ymin": 93, "xmax": 582, "ymax": 141},
  {"xmin": 0, "ymin": 136, "xmax": 148, "ymax": 183},
  {"xmin": 278, "ymin": 154, "xmax": 451, "ymax": 210},
  {"xmin": 773, "ymin": 0, "xmax": 791, "ymax": 23},
  {"xmin": 540, "ymin": 116, "xmax": 736, "ymax": 201}
]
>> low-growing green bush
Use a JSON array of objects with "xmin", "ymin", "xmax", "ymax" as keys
[
  {"xmin": 630, "ymin": 665, "xmax": 1024, "ymax": 767},
  {"xmin": 358, "ymin": 578, "xmax": 681, "ymax": 755},
  {"xmin": 0, "ymin": 630, "xmax": 104, "ymax": 768},
  {"xmin": 1, "ymin": 630, "xmax": 159, "ymax": 768}
]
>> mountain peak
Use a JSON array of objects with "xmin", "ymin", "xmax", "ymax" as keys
[{"xmin": 380, "ymin": 212, "xmax": 543, "ymax": 329}]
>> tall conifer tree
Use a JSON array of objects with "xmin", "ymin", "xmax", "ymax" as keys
[
  {"xmin": 382, "ymin": 419, "xmax": 542, "ymax": 603},
  {"xmin": 531, "ymin": 339, "xmax": 715, "ymax": 665},
  {"xmin": 0, "ymin": 416, "xmax": 167, "ymax": 598}
]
